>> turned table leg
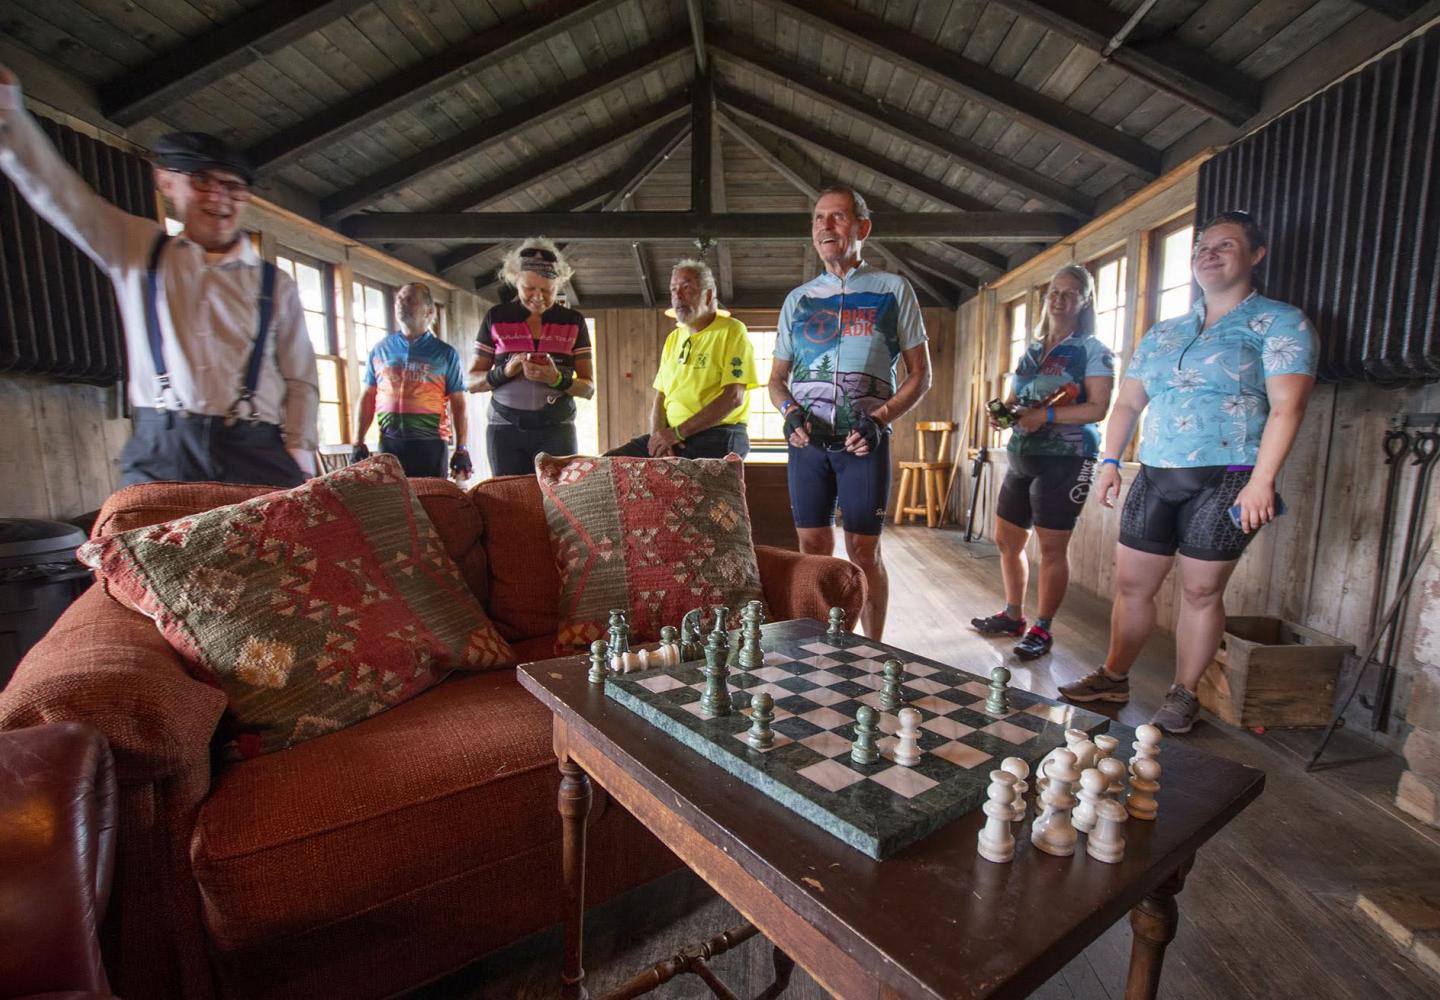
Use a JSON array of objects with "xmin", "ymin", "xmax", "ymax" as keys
[
  {"xmin": 1125, "ymin": 856, "xmax": 1195, "ymax": 1000},
  {"xmin": 559, "ymin": 753, "xmax": 593, "ymax": 1000}
]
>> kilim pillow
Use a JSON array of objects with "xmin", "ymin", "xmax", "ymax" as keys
[
  {"xmin": 77, "ymin": 454, "xmax": 514, "ymax": 759},
  {"xmin": 535, "ymin": 452, "xmax": 766, "ymax": 651}
]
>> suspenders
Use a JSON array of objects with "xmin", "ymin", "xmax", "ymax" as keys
[{"xmin": 145, "ymin": 232, "xmax": 278, "ymax": 421}]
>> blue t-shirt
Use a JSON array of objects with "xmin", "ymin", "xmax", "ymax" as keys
[
  {"xmin": 775, "ymin": 263, "xmax": 927, "ymax": 437},
  {"xmin": 1009, "ymin": 331, "xmax": 1115, "ymax": 458},
  {"xmin": 363, "ymin": 331, "xmax": 465, "ymax": 441},
  {"xmin": 1125, "ymin": 292, "xmax": 1317, "ymax": 468}
]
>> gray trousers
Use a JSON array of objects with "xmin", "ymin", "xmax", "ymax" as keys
[{"xmin": 120, "ymin": 407, "xmax": 305, "ymax": 488}]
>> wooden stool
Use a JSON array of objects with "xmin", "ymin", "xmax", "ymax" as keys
[{"xmin": 895, "ymin": 421, "xmax": 956, "ymax": 528}]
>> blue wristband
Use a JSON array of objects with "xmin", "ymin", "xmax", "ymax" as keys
[
  {"xmin": 1100, "ymin": 457, "xmax": 1121, "ymax": 468},
  {"xmin": 1046, "ymin": 406, "xmax": 1055, "ymax": 424}
]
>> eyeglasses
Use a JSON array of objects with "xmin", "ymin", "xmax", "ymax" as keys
[
  {"xmin": 519, "ymin": 247, "xmax": 558, "ymax": 263},
  {"xmin": 185, "ymin": 172, "xmax": 252, "ymax": 200}
]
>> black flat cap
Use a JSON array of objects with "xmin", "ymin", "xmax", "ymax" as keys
[{"xmin": 152, "ymin": 132, "xmax": 254, "ymax": 185}]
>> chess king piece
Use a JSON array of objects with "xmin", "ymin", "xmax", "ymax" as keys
[
  {"xmin": 746, "ymin": 691, "xmax": 775, "ymax": 750},
  {"xmin": 1098, "ymin": 757, "xmax": 1128, "ymax": 804},
  {"xmin": 1129, "ymin": 724, "xmax": 1162, "ymax": 772},
  {"xmin": 700, "ymin": 627, "xmax": 732, "ymax": 716},
  {"xmin": 1000, "ymin": 756, "xmax": 1030, "ymax": 822},
  {"xmin": 587, "ymin": 639, "xmax": 609, "ymax": 685},
  {"xmin": 1086, "ymin": 799, "xmax": 1128, "ymax": 864},
  {"xmin": 1031, "ymin": 749, "xmax": 1080, "ymax": 857},
  {"xmin": 893, "ymin": 707, "xmax": 922, "ymax": 767},
  {"xmin": 827, "ymin": 607, "xmax": 846, "ymax": 638},
  {"xmin": 1073, "ymin": 767, "xmax": 1107, "ymax": 834},
  {"xmin": 880, "ymin": 659, "xmax": 904, "ymax": 711},
  {"xmin": 1127, "ymin": 756, "xmax": 1161, "ymax": 821},
  {"xmin": 977, "ymin": 770, "xmax": 1019, "ymax": 864},
  {"xmin": 850, "ymin": 705, "xmax": 880, "ymax": 765},
  {"xmin": 738, "ymin": 602, "xmax": 765, "ymax": 671},
  {"xmin": 985, "ymin": 665, "xmax": 1011, "ymax": 715}
]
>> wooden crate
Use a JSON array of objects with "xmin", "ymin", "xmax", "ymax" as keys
[{"xmin": 1198, "ymin": 617, "xmax": 1353, "ymax": 729}]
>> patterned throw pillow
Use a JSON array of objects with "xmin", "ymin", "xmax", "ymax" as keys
[
  {"xmin": 78, "ymin": 454, "xmax": 514, "ymax": 759},
  {"xmin": 535, "ymin": 453, "xmax": 766, "ymax": 651}
]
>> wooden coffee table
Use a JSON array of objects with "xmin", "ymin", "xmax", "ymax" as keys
[{"xmin": 518, "ymin": 619, "xmax": 1264, "ymax": 1000}]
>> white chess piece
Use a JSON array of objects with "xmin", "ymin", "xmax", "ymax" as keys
[
  {"xmin": 635, "ymin": 649, "xmax": 652, "ymax": 672},
  {"xmin": 1071, "ymin": 738, "xmax": 1098, "ymax": 772},
  {"xmin": 609, "ymin": 652, "xmax": 625, "ymax": 673},
  {"xmin": 1031, "ymin": 749, "xmax": 1079, "ymax": 857},
  {"xmin": 977, "ymin": 770, "xmax": 1018, "ymax": 863},
  {"xmin": 1093, "ymin": 733, "xmax": 1120, "ymax": 761},
  {"xmin": 1098, "ymin": 757, "xmax": 1127, "ymax": 804},
  {"xmin": 893, "ymin": 708, "xmax": 923, "ymax": 767},
  {"xmin": 1086, "ymin": 799, "xmax": 1128, "ymax": 863},
  {"xmin": 1040, "ymin": 730, "xmax": 1092, "ymax": 794},
  {"xmin": 1000, "ymin": 756, "xmax": 1030, "ymax": 822},
  {"xmin": 1073, "ymin": 768, "xmax": 1107, "ymax": 834},
  {"xmin": 1127, "ymin": 756, "xmax": 1161, "ymax": 821},
  {"xmin": 1129, "ymin": 724, "xmax": 1162, "ymax": 771}
]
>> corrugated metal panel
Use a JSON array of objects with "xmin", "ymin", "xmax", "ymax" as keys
[
  {"xmin": 0, "ymin": 118, "xmax": 152, "ymax": 385},
  {"xmin": 1197, "ymin": 26, "xmax": 1440, "ymax": 385}
]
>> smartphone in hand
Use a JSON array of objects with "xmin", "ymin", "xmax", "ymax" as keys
[{"xmin": 1229, "ymin": 495, "xmax": 1287, "ymax": 529}]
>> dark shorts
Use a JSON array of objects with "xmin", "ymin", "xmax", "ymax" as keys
[
  {"xmin": 1120, "ymin": 464, "xmax": 1268, "ymax": 561},
  {"xmin": 380, "ymin": 436, "xmax": 447, "ymax": 478},
  {"xmin": 120, "ymin": 407, "xmax": 304, "ymax": 488},
  {"xmin": 787, "ymin": 434, "xmax": 891, "ymax": 537},
  {"xmin": 996, "ymin": 454, "xmax": 1096, "ymax": 532},
  {"xmin": 605, "ymin": 423, "xmax": 750, "ymax": 459},
  {"xmin": 486, "ymin": 421, "xmax": 577, "ymax": 477}
]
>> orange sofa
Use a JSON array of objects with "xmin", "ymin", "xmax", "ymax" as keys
[{"xmin": 0, "ymin": 474, "xmax": 866, "ymax": 1000}]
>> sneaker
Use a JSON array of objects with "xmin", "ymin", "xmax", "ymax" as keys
[
  {"xmin": 1058, "ymin": 669, "xmax": 1131, "ymax": 704},
  {"xmin": 971, "ymin": 611, "xmax": 1026, "ymax": 636},
  {"xmin": 1014, "ymin": 626, "xmax": 1053, "ymax": 660},
  {"xmin": 1151, "ymin": 684, "xmax": 1200, "ymax": 734}
]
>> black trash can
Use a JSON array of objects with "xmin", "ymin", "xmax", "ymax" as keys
[{"xmin": 0, "ymin": 519, "xmax": 91, "ymax": 689}]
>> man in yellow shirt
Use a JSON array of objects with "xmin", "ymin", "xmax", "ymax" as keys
[{"xmin": 606, "ymin": 259, "xmax": 759, "ymax": 458}]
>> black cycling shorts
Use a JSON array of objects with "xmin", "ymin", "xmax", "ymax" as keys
[
  {"xmin": 996, "ymin": 454, "xmax": 1096, "ymax": 532},
  {"xmin": 788, "ymin": 434, "xmax": 891, "ymax": 536},
  {"xmin": 1120, "ymin": 464, "xmax": 1269, "ymax": 561}
]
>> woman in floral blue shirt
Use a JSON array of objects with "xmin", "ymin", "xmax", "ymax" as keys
[{"xmin": 1059, "ymin": 212, "xmax": 1318, "ymax": 734}]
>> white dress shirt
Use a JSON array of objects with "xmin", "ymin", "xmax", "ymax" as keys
[{"xmin": 0, "ymin": 82, "xmax": 319, "ymax": 451}]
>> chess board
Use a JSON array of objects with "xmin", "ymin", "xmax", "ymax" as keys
[{"xmin": 603, "ymin": 620, "xmax": 1111, "ymax": 859}]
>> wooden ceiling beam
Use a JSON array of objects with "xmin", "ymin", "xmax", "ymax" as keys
[
  {"xmin": 709, "ymin": 121, "xmax": 736, "ymax": 305},
  {"xmin": 321, "ymin": 35, "xmax": 690, "ymax": 220},
  {"xmin": 708, "ymin": 31, "xmax": 1093, "ymax": 215},
  {"xmin": 344, "ymin": 211, "xmax": 1075, "ymax": 242},
  {"xmin": 100, "ymin": 0, "xmax": 372, "ymax": 125},
  {"xmin": 244, "ymin": 0, "xmax": 630, "ymax": 174},
  {"xmin": 750, "ymin": 0, "xmax": 1160, "ymax": 177},
  {"xmin": 685, "ymin": 0, "xmax": 708, "ymax": 73},
  {"xmin": 989, "ymin": 0, "xmax": 1260, "ymax": 124},
  {"xmin": 1347, "ymin": 0, "xmax": 1429, "ymax": 16}
]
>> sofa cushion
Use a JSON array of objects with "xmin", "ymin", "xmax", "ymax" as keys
[
  {"xmin": 535, "ymin": 453, "xmax": 766, "ymax": 651},
  {"xmin": 469, "ymin": 474, "xmax": 561, "ymax": 643},
  {"xmin": 78, "ymin": 455, "xmax": 513, "ymax": 759},
  {"xmin": 190, "ymin": 670, "xmax": 577, "ymax": 952}
]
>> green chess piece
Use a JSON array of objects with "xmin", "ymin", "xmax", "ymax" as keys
[
  {"xmin": 738, "ymin": 602, "xmax": 764, "ymax": 671},
  {"xmin": 986, "ymin": 664, "xmax": 1012, "ymax": 715},
  {"xmin": 851, "ymin": 705, "xmax": 880, "ymax": 765},
  {"xmin": 879, "ymin": 659, "xmax": 904, "ymax": 711},
  {"xmin": 827, "ymin": 607, "xmax": 846, "ymax": 638},
  {"xmin": 746, "ymin": 692, "xmax": 775, "ymax": 749},
  {"xmin": 607, "ymin": 608, "xmax": 630, "ymax": 655},
  {"xmin": 587, "ymin": 639, "xmax": 609, "ymax": 685},
  {"xmin": 700, "ymin": 628, "xmax": 732, "ymax": 716}
]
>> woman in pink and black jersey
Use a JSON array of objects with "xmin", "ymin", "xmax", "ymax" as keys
[{"xmin": 468, "ymin": 239, "xmax": 595, "ymax": 476}]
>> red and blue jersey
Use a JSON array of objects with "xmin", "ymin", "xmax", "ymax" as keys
[
  {"xmin": 363, "ymin": 331, "xmax": 464, "ymax": 442},
  {"xmin": 474, "ymin": 300, "xmax": 591, "ymax": 424}
]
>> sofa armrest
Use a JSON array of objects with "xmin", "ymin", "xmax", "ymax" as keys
[
  {"xmin": 0, "ymin": 586, "xmax": 227, "ymax": 786},
  {"xmin": 755, "ymin": 545, "xmax": 867, "ymax": 626}
]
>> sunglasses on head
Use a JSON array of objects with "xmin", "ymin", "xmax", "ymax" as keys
[{"xmin": 519, "ymin": 247, "xmax": 558, "ymax": 263}]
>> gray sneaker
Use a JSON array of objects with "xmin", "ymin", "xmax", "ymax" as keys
[
  {"xmin": 1151, "ymin": 684, "xmax": 1200, "ymax": 734},
  {"xmin": 1058, "ymin": 669, "xmax": 1130, "ymax": 704}
]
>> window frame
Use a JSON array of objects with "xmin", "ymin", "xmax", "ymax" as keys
[
  {"xmin": 276, "ymin": 247, "xmax": 347, "ymax": 445},
  {"xmin": 1085, "ymin": 246, "xmax": 1130, "ymax": 360},
  {"xmin": 1147, "ymin": 215, "xmax": 1198, "ymax": 330},
  {"xmin": 745, "ymin": 326, "xmax": 786, "ymax": 448}
]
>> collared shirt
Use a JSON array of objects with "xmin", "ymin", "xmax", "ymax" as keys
[
  {"xmin": 1125, "ymin": 292, "xmax": 1318, "ymax": 467},
  {"xmin": 775, "ymin": 261, "xmax": 927, "ymax": 437},
  {"xmin": 653, "ymin": 315, "xmax": 759, "ymax": 429},
  {"xmin": 364, "ymin": 331, "xmax": 464, "ymax": 441},
  {"xmin": 0, "ymin": 83, "xmax": 319, "ymax": 450},
  {"xmin": 1008, "ymin": 330, "xmax": 1115, "ymax": 458}
]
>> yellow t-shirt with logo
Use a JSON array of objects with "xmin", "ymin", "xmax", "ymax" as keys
[{"xmin": 653, "ymin": 315, "xmax": 760, "ymax": 430}]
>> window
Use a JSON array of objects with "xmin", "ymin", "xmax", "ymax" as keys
[
  {"xmin": 1089, "ymin": 251, "xmax": 1128, "ymax": 356},
  {"xmin": 1004, "ymin": 296, "xmax": 1029, "ymax": 399},
  {"xmin": 745, "ymin": 328, "xmax": 784, "ymax": 445},
  {"xmin": 1154, "ymin": 220, "xmax": 1196, "ymax": 322},
  {"xmin": 574, "ymin": 318, "xmax": 599, "ymax": 455},
  {"xmin": 276, "ymin": 249, "xmax": 345, "ymax": 446},
  {"xmin": 351, "ymin": 276, "xmax": 393, "ymax": 447}
]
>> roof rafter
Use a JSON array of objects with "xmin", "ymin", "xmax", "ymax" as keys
[
  {"xmin": 750, "ymin": 0, "xmax": 1160, "ymax": 177},
  {"xmin": 245, "ymin": 0, "xmax": 631, "ymax": 174},
  {"xmin": 100, "ymin": 0, "xmax": 372, "ymax": 125}
]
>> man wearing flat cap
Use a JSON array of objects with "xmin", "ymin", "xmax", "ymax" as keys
[{"xmin": 0, "ymin": 63, "xmax": 318, "ymax": 487}]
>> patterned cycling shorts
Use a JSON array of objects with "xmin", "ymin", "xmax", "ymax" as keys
[{"xmin": 1119, "ymin": 465, "xmax": 1269, "ymax": 562}]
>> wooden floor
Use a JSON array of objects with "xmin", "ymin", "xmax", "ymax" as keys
[{"xmin": 415, "ymin": 526, "xmax": 1440, "ymax": 999}]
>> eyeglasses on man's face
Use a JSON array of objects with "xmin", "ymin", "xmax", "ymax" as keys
[
  {"xmin": 519, "ymin": 247, "xmax": 559, "ymax": 263},
  {"xmin": 184, "ymin": 171, "xmax": 252, "ymax": 200}
]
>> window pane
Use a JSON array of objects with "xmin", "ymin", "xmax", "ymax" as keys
[
  {"xmin": 1161, "ymin": 227, "xmax": 1194, "ymax": 289},
  {"xmin": 572, "ymin": 318, "xmax": 599, "ymax": 455},
  {"xmin": 365, "ymin": 286, "xmax": 386, "ymax": 329},
  {"xmin": 304, "ymin": 312, "xmax": 329, "ymax": 355},
  {"xmin": 1159, "ymin": 286, "xmax": 1192, "ymax": 321},
  {"xmin": 295, "ymin": 262, "xmax": 324, "ymax": 313},
  {"xmin": 277, "ymin": 255, "xmax": 294, "ymax": 275},
  {"xmin": 317, "ymin": 358, "xmax": 340, "ymax": 403},
  {"xmin": 318, "ymin": 403, "xmax": 343, "ymax": 447}
]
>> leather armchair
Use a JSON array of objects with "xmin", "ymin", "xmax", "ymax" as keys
[{"xmin": 0, "ymin": 722, "xmax": 118, "ymax": 1000}]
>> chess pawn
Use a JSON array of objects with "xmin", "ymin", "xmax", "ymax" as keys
[
  {"xmin": 893, "ymin": 707, "xmax": 922, "ymax": 767},
  {"xmin": 1000, "ymin": 756, "xmax": 1030, "ymax": 822},
  {"xmin": 606, "ymin": 608, "xmax": 631, "ymax": 655},
  {"xmin": 880, "ymin": 660, "xmax": 904, "ymax": 711},
  {"xmin": 1097, "ymin": 757, "xmax": 1127, "ymax": 804},
  {"xmin": 1093, "ymin": 733, "xmax": 1120, "ymax": 761},
  {"xmin": 985, "ymin": 665, "xmax": 1011, "ymax": 715},
  {"xmin": 827, "ymin": 607, "xmax": 846, "ymax": 638},
  {"xmin": 659, "ymin": 625, "xmax": 680, "ymax": 666},
  {"xmin": 1040, "ymin": 730, "xmax": 1090, "ymax": 794},
  {"xmin": 1031, "ymin": 749, "xmax": 1080, "ymax": 857},
  {"xmin": 1127, "ymin": 756, "xmax": 1161, "ymax": 821},
  {"xmin": 1129, "ymin": 724, "xmax": 1162, "ymax": 772},
  {"xmin": 746, "ymin": 692, "xmax": 775, "ymax": 750},
  {"xmin": 1086, "ymin": 799, "xmax": 1128, "ymax": 863},
  {"xmin": 850, "ymin": 705, "xmax": 880, "ymax": 765},
  {"xmin": 977, "ymin": 770, "xmax": 1019, "ymax": 864},
  {"xmin": 1073, "ymin": 768, "xmax": 1107, "ymax": 834},
  {"xmin": 587, "ymin": 640, "xmax": 609, "ymax": 685}
]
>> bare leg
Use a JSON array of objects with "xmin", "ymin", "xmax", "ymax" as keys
[
  {"xmin": 843, "ymin": 531, "xmax": 887, "ymax": 640},
  {"xmin": 1125, "ymin": 857, "xmax": 1193, "ymax": 1000},
  {"xmin": 796, "ymin": 525, "xmax": 837, "ymax": 558},
  {"xmin": 559, "ymin": 755, "xmax": 592, "ymax": 1000},
  {"xmin": 1104, "ymin": 545, "xmax": 1175, "ymax": 677},
  {"xmin": 1174, "ymin": 555, "xmax": 1240, "ymax": 690},
  {"xmin": 1033, "ymin": 526, "xmax": 1074, "ymax": 620},
  {"xmin": 993, "ymin": 516, "xmax": 1030, "ymax": 613}
]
